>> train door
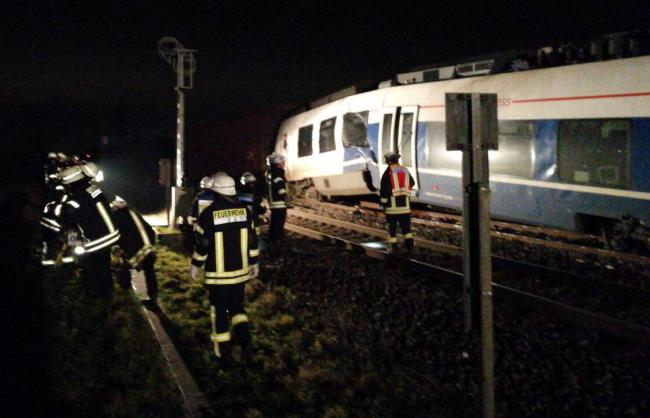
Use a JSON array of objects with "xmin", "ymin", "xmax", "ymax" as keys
[
  {"xmin": 397, "ymin": 106, "xmax": 419, "ymax": 189},
  {"xmin": 377, "ymin": 108, "xmax": 397, "ymax": 184}
]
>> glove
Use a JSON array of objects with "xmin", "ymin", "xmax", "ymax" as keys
[
  {"xmin": 191, "ymin": 265, "xmax": 201, "ymax": 281},
  {"xmin": 250, "ymin": 263, "xmax": 260, "ymax": 279}
]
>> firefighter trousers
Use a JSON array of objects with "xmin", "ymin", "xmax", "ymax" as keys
[
  {"xmin": 80, "ymin": 248, "xmax": 113, "ymax": 299},
  {"xmin": 270, "ymin": 208, "xmax": 287, "ymax": 242},
  {"xmin": 207, "ymin": 283, "xmax": 251, "ymax": 359},
  {"xmin": 386, "ymin": 213, "xmax": 414, "ymax": 249}
]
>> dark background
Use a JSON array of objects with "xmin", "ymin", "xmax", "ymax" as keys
[{"xmin": 2, "ymin": 0, "xmax": 649, "ymax": 211}]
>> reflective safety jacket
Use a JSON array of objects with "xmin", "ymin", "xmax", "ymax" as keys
[
  {"xmin": 238, "ymin": 184, "xmax": 267, "ymax": 234},
  {"xmin": 40, "ymin": 197, "xmax": 75, "ymax": 265},
  {"xmin": 266, "ymin": 166, "xmax": 287, "ymax": 209},
  {"xmin": 191, "ymin": 194, "xmax": 259, "ymax": 285},
  {"xmin": 190, "ymin": 189, "xmax": 216, "ymax": 222},
  {"xmin": 379, "ymin": 164, "xmax": 415, "ymax": 215},
  {"xmin": 62, "ymin": 182, "xmax": 121, "ymax": 254},
  {"xmin": 111, "ymin": 205, "xmax": 156, "ymax": 266}
]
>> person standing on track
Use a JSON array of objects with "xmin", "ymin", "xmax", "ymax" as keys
[
  {"xmin": 379, "ymin": 151, "xmax": 415, "ymax": 254},
  {"xmin": 265, "ymin": 153, "xmax": 288, "ymax": 244},
  {"xmin": 190, "ymin": 172, "xmax": 260, "ymax": 364}
]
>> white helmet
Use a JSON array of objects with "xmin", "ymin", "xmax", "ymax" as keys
[
  {"xmin": 210, "ymin": 172, "xmax": 237, "ymax": 196},
  {"xmin": 240, "ymin": 171, "xmax": 256, "ymax": 185},
  {"xmin": 267, "ymin": 152, "xmax": 285, "ymax": 166},
  {"xmin": 59, "ymin": 165, "xmax": 86, "ymax": 184},
  {"xmin": 111, "ymin": 195, "xmax": 127, "ymax": 209},
  {"xmin": 81, "ymin": 162, "xmax": 100, "ymax": 178}
]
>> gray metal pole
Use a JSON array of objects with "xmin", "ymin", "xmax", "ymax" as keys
[
  {"xmin": 176, "ymin": 88, "xmax": 185, "ymax": 188},
  {"xmin": 450, "ymin": 92, "xmax": 496, "ymax": 418}
]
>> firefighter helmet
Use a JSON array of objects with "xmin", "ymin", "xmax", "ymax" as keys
[
  {"xmin": 240, "ymin": 171, "xmax": 256, "ymax": 185},
  {"xmin": 384, "ymin": 151, "xmax": 400, "ymax": 163},
  {"xmin": 59, "ymin": 165, "xmax": 86, "ymax": 184},
  {"xmin": 111, "ymin": 195, "xmax": 127, "ymax": 209},
  {"xmin": 210, "ymin": 172, "xmax": 237, "ymax": 196},
  {"xmin": 81, "ymin": 162, "xmax": 100, "ymax": 178},
  {"xmin": 267, "ymin": 152, "xmax": 285, "ymax": 166}
]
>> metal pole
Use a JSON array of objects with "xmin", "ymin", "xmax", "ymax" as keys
[
  {"xmin": 466, "ymin": 93, "xmax": 495, "ymax": 418},
  {"xmin": 176, "ymin": 88, "xmax": 185, "ymax": 188}
]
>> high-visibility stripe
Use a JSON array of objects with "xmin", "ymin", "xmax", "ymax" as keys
[
  {"xmin": 385, "ymin": 207, "xmax": 411, "ymax": 215},
  {"xmin": 96, "ymin": 202, "xmax": 116, "ymax": 232},
  {"xmin": 41, "ymin": 217, "xmax": 62, "ymax": 228},
  {"xmin": 270, "ymin": 202, "xmax": 286, "ymax": 208},
  {"xmin": 278, "ymin": 188, "xmax": 287, "ymax": 195},
  {"xmin": 194, "ymin": 224, "xmax": 204, "ymax": 234},
  {"xmin": 205, "ymin": 274, "xmax": 250, "ymax": 285},
  {"xmin": 55, "ymin": 204, "xmax": 62, "ymax": 217},
  {"xmin": 84, "ymin": 229, "xmax": 120, "ymax": 249},
  {"xmin": 387, "ymin": 236, "xmax": 397, "ymax": 243},
  {"xmin": 192, "ymin": 251, "xmax": 207, "ymax": 262},
  {"xmin": 249, "ymin": 248, "xmax": 260, "ymax": 257},
  {"xmin": 232, "ymin": 314, "xmax": 249, "ymax": 325},
  {"xmin": 205, "ymin": 268, "xmax": 249, "ymax": 278},
  {"xmin": 273, "ymin": 177, "xmax": 283, "ymax": 184},
  {"xmin": 215, "ymin": 232, "xmax": 224, "ymax": 274},
  {"xmin": 380, "ymin": 198, "xmax": 388, "ymax": 204},
  {"xmin": 61, "ymin": 256, "xmax": 75, "ymax": 264},
  {"xmin": 68, "ymin": 200, "xmax": 80, "ymax": 208},
  {"xmin": 210, "ymin": 306, "xmax": 217, "ymax": 335},
  {"xmin": 404, "ymin": 233, "xmax": 413, "ymax": 239},
  {"xmin": 40, "ymin": 220, "xmax": 61, "ymax": 232},
  {"xmin": 41, "ymin": 260, "xmax": 55, "ymax": 266},
  {"xmin": 128, "ymin": 246, "xmax": 154, "ymax": 266},
  {"xmin": 255, "ymin": 226, "xmax": 261, "ymax": 235},
  {"xmin": 240, "ymin": 228, "xmax": 248, "ymax": 271},
  {"xmin": 85, "ymin": 232, "xmax": 121, "ymax": 252},
  {"xmin": 211, "ymin": 332, "xmax": 231, "ymax": 343},
  {"xmin": 129, "ymin": 209, "xmax": 151, "ymax": 246}
]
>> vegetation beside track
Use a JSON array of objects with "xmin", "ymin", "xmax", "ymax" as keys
[
  {"xmin": 156, "ymin": 242, "xmax": 464, "ymax": 418},
  {"xmin": 41, "ymin": 266, "xmax": 185, "ymax": 417}
]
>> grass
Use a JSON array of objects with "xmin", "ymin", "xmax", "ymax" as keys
[
  {"xmin": 155, "ymin": 241, "xmax": 463, "ymax": 418},
  {"xmin": 41, "ymin": 265, "xmax": 185, "ymax": 418}
]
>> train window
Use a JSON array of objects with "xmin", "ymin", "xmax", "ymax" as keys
[
  {"xmin": 421, "ymin": 122, "xmax": 460, "ymax": 171},
  {"xmin": 489, "ymin": 120, "xmax": 536, "ymax": 178},
  {"xmin": 400, "ymin": 113, "xmax": 414, "ymax": 166},
  {"xmin": 558, "ymin": 119, "xmax": 630, "ymax": 188},
  {"xmin": 319, "ymin": 118, "xmax": 336, "ymax": 153},
  {"xmin": 342, "ymin": 112, "xmax": 369, "ymax": 147},
  {"xmin": 298, "ymin": 125, "xmax": 313, "ymax": 157},
  {"xmin": 381, "ymin": 114, "xmax": 393, "ymax": 157}
]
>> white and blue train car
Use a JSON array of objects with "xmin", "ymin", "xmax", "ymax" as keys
[{"xmin": 274, "ymin": 55, "xmax": 650, "ymax": 233}]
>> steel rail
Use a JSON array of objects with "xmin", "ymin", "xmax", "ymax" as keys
[{"xmin": 285, "ymin": 213, "xmax": 650, "ymax": 347}]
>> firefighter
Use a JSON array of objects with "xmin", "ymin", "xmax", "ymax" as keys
[
  {"xmin": 189, "ymin": 176, "xmax": 216, "ymax": 224},
  {"xmin": 379, "ymin": 151, "xmax": 416, "ymax": 254},
  {"xmin": 39, "ymin": 185, "xmax": 76, "ymax": 266},
  {"xmin": 110, "ymin": 196, "xmax": 159, "ymax": 304},
  {"xmin": 238, "ymin": 171, "xmax": 267, "ymax": 237},
  {"xmin": 58, "ymin": 163, "xmax": 120, "ymax": 298},
  {"xmin": 190, "ymin": 172, "xmax": 260, "ymax": 364},
  {"xmin": 265, "ymin": 153, "xmax": 288, "ymax": 243}
]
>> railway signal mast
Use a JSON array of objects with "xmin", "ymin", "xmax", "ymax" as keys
[
  {"xmin": 446, "ymin": 93, "xmax": 498, "ymax": 418},
  {"xmin": 158, "ymin": 37, "xmax": 197, "ymax": 225}
]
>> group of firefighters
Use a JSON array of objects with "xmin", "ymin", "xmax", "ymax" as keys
[{"xmin": 39, "ymin": 149, "xmax": 415, "ymax": 364}]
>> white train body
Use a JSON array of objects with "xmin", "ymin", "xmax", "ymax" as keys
[{"xmin": 273, "ymin": 55, "xmax": 650, "ymax": 231}]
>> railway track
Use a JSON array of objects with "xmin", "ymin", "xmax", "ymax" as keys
[
  {"xmin": 293, "ymin": 198, "xmax": 650, "ymax": 266},
  {"xmin": 285, "ymin": 208, "xmax": 650, "ymax": 347}
]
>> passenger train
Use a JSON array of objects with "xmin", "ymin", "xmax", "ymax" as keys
[{"xmin": 273, "ymin": 34, "xmax": 650, "ymax": 237}]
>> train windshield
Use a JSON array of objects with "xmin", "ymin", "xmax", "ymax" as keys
[{"xmin": 342, "ymin": 112, "xmax": 370, "ymax": 148}]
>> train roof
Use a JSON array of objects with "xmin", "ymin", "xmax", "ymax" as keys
[{"xmin": 289, "ymin": 30, "xmax": 650, "ymax": 116}]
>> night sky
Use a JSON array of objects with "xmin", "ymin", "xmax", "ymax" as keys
[{"xmin": 2, "ymin": 0, "xmax": 649, "ymax": 208}]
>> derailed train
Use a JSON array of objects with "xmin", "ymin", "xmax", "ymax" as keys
[{"xmin": 273, "ymin": 33, "xmax": 650, "ymax": 238}]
